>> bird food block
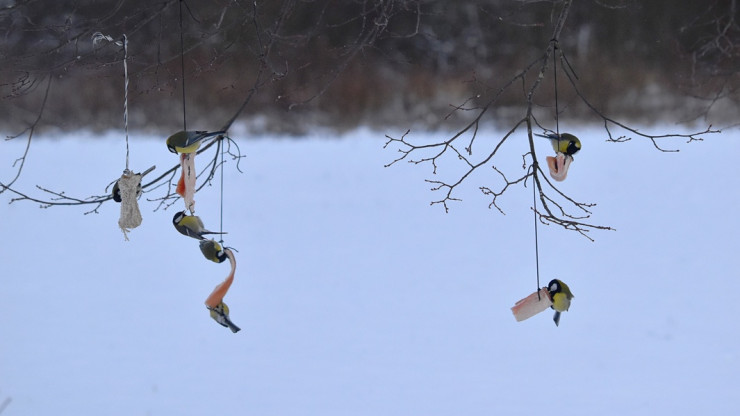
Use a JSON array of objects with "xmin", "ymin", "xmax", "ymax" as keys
[
  {"xmin": 205, "ymin": 248, "xmax": 236, "ymax": 309},
  {"xmin": 176, "ymin": 153, "xmax": 196, "ymax": 213},
  {"xmin": 511, "ymin": 288, "xmax": 552, "ymax": 322},
  {"xmin": 546, "ymin": 152, "xmax": 572, "ymax": 182},
  {"xmin": 205, "ymin": 248, "xmax": 240, "ymax": 333}
]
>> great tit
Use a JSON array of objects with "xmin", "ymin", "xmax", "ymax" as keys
[
  {"xmin": 536, "ymin": 132, "xmax": 581, "ymax": 157},
  {"xmin": 547, "ymin": 279, "xmax": 574, "ymax": 326},
  {"xmin": 166, "ymin": 130, "xmax": 226, "ymax": 154},
  {"xmin": 208, "ymin": 301, "xmax": 240, "ymax": 333},
  {"xmin": 172, "ymin": 211, "xmax": 226, "ymax": 240},
  {"xmin": 199, "ymin": 239, "xmax": 228, "ymax": 263},
  {"xmin": 112, "ymin": 166, "xmax": 155, "ymax": 202}
]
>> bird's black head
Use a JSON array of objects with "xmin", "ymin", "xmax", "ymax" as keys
[
  {"xmin": 216, "ymin": 248, "xmax": 228, "ymax": 263},
  {"xmin": 566, "ymin": 140, "xmax": 581, "ymax": 156},
  {"xmin": 547, "ymin": 279, "xmax": 561, "ymax": 296},
  {"xmin": 112, "ymin": 183, "xmax": 122, "ymax": 203},
  {"xmin": 172, "ymin": 210, "xmax": 186, "ymax": 226},
  {"xmin": 167, "ymin": 144, "xmax": 178, "ymax": 154}
]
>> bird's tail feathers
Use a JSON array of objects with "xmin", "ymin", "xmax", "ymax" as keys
[
  {"xmin": 535, "ymin": 132, "xmax": 558, "ymax": 139},
  {"xmin": 203, "ymin": 130, "xmax": 227, "ymax": 138},
  {"xmin": 224, "ymin": 318, "xmax": 241, "ymax": 333},
  {"xmin": 201, "ymin": 230, "xmax": 227, "ymax": 235}
]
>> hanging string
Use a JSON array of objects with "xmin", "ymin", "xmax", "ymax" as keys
[
  {"xmin": 552, "ymin": 41, "xmax": 562, "ymax": 160},
  {"xmin": 531, "ymin": 39, "xmax": 561, "ymax": 296},
  {"xmin": 179, "ymin": 0, "xmax": 187, "ymax": 131},
  {"xmin": 122, "ymin": 34, "xmax": 130, "ymax": 172},
  {"xmin": 530, "ymin": 39, "xmax": 564, "ymax": 295},
  {"xmin": 532, "ymin": 165, "xmax": 541, "ymax": 295},
  {"xmin": 219, "ymin": 137, "xmax": 225, "ymax": 243},
  {"xmin": 91, "ymin": 32, "xmax": 130, "ymax": 172}
]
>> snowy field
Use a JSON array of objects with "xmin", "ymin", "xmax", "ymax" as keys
[{"xmin": 1, "ymin": 123, "xmax": 739, "ymax": 415}]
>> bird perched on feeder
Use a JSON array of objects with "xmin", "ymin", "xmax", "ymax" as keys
[
  {"xmin": 199, "ymin": 239, "xmax": 228, "ymax": 263},
  {"xmin": 172, "ymin": 211, "xmax": 226, "ymax": 240},
  {"xmin": 111, "ymin": 166, "xmax": 155, "ymax": 202},
  {"xmin": 208, "ymin": 301, "xmax": 241, "ymax": 333},
  {"xmin": 536, "ymin": 132, "xmax": 581, "ymax": 157},
  {"xmin": 547, "ymin": 279, "xmax": 574, "ymax": 326},
  {"xmin": 166, "ymin": 130, "xmax": 226, "ymax": 154}
]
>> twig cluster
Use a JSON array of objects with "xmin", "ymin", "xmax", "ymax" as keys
[{"xmin": 680, "ymin": 0, "xmax": 740, "ymax": 123}]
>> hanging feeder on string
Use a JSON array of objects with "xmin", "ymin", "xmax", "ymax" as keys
[
  {"xmin": 537, "ymin": 41, "xmax": 582, "ymax": 182},
  {"xmin": 511, "ymin": 287, "xmax": 552, "ymax": 322},
  {"xmin": 536, "ymin": 132, "xmax": 580, "ymax": 182},
  {"xmin": 168, "ymin": 0, "xmax": 240, "ymax": 334},
  {"xmin": 200, "ymin": 240, "xmax": 240, "ymax": 333},
  {"xmin": 511, "ymin": 279, "xmax": 574, "ymax": 326},
  {"xmin": 92, "ymin": 32, "xmax": 156, "ymax": 240},
  {"xmin": 513, "ymin": 119, "xmax": 579, "ymax": 324},
  {"xmin": 165, "ymin": 130, "xmax": 226, "ymax": 214}
]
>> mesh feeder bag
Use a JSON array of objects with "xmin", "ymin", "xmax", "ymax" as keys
[{"xmin": 117, "ymin": 170, "xmax": 143, "ymax": 240}]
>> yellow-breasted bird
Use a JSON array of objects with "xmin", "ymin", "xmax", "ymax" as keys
[
  {"xmin": 166, "ymin": 130, "xmax": 226, "ymax": 154},
  {"xmin": 208, "ymin": 301, "xmax": 241, "ymax": 333},
  {"xmin": 199, "ymin": 239, "xmax": 228, "ymax": 263},
  {"xmin": 547, "ymin": 279, "xmax": 574, "ymax": 326},
  {"xmin": 172, "ymin": 211, "xmax": 227, "ymax": 240},
  {"xmin": 536, "ymin": 132, "xmax": 581, "ymax": 157},
  {"xmin": 111, "ymin": 166, "xmax": 155, "ymax": 203}
]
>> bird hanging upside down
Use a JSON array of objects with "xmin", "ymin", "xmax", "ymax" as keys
[
  {"xmin": 537, "ymin": 132, "xmax": 581, "ymax": 181},
  {"xmin": 203, "ymin": 244, "xmax": 240, "ymax": 333},
  {"xmin": 172, "ymin": 211, "xmax": 227, "ymax": 240},
  {"xmin": 536, "ymin": 132, "xmax": 581, "ymax": 157}
]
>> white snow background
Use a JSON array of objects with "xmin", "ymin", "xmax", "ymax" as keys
[{"xmin": 1, "ymin": 124, "xmax": 739, "ymax": 415}]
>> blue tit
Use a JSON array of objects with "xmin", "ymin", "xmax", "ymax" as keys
[
  {"xmin": 172, "ymin": 211, "xmax": 226, "ymax": 240},
  {"xmin": 112, "ymin": 166, "xmax": 155, "ymax": 202},
  {"xmin": 547, "ymin": 279, "xmax": 574, "ymax": 326},
  {"xmin": 166, "ymin": 130, "xmax": 226, "ymax": 154},
  {"xmin": 208, "ymin": 301, "xmax": 240, "ymax": 333},
  {"xmin": 199, "ymin": 239, "xmax": 228, "ymax": 263},
  {"xmin": 536, "ymin": 132, "xmax": 581, "ymax": 157}
]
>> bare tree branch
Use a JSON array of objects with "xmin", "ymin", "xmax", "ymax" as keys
[
  {"xmin": 2, "ymin": 1, "xmax": 406, "ymax": 213},
  {"xmin": 384, "ymin": 0, "xmax": 719, "ymax": 239},
  {"xmin": 0, "ymin": 74, "xmax": 51, "ymax": 195}
]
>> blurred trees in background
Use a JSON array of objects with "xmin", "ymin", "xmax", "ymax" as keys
[{"xmin": 0, "ymin": 0, "xmax": 737, "ymax": 134}]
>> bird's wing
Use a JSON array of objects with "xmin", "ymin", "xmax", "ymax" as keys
[
  {"xmin": 190, "ymin": 130, "xmax": 226, "ymax": 145},
  {"xmin": 183, "ymin": 227, "xmax": 205, "ymax": 240}
]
